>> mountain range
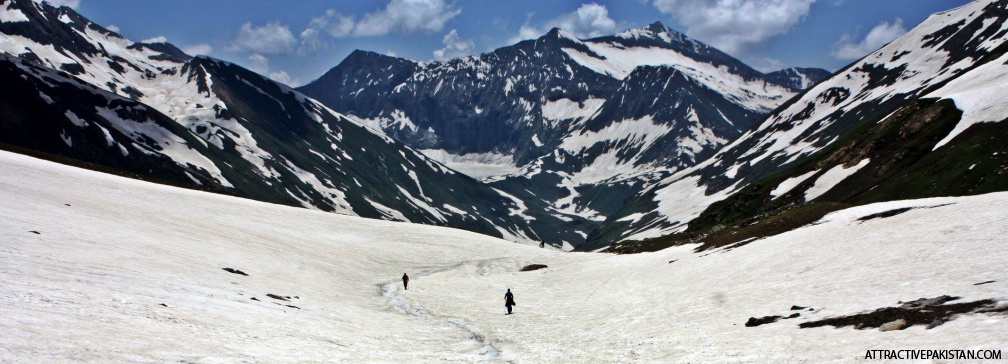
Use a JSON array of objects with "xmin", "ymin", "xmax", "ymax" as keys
[{"xmin": 297, "ymin": 21, "xmax": 830, "ymax": 248}]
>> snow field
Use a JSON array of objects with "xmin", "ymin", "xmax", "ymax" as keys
[
  {"xmin": 803, "ymin": 159, "xmax": 870, "ymax": 201},
  {"xmin": 929, "ymin": 51, "xmax": 1008, "ymax": 149},
  {"xmin": 1, "ymin": 150, "xmax": 1007, "ymax": 362}
]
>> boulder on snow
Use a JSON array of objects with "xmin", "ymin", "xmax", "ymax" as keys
[
  {"xmin": 266, "ymin": 294, "xmax": 289, "ymax": 301},
  {"xmin": 745, "ymin": 315, "xmax": 782, "ymax": 327},
  {"xmin": 222, "ymin": 267, "xmax": 248, "ymax": 276},
  {"xmin": 521, "ymin": 264, "xmax": 548, "ymax": 271},
  {"xmin": 879, "ymin": 319, "xmax": 907, "ymax": 332}
]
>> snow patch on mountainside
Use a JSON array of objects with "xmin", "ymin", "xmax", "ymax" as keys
[
  {"xmin": 627, "ymin": 174, "xmax": 742, "ymax": 240},
  {"xmin": 929, "ymin": 51, "xmax": 1008, "ymax": 149},
  {"xmin": 541, "ymin": 97, "xmax": 604, "ymax": 123},
  {"xmin": 804, "ymin": 159, "xmax": 870, "ymax": 201},
  {"xmin": 418, "ymin": 149, "xmax": 521, "ymax": 180},
  {"xmin": 94, "ymin": 106, "xmax": 233, "ymax": 188},
  {"xmin": 0, "ymin": 1, "xmax": 29, "ymax": 23},
  {"xmin": 770, "ymin": 170, "xmax": 819, "ymax": 198},
  {"xmin": 566, "ymin": 41, "xmax": 791, "ymax": 113},
  {"xmin": 551, "ymin": 177, "xmax": 606, "ymax": 222}
]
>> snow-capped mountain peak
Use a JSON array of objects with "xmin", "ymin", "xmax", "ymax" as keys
[
  {"xmin": 613, "ymin": 21, "xmax": 689, "ymax": 45},
  {"xmin": 544, "ymin": 27, "xmax": 580, "ymax": 42}
]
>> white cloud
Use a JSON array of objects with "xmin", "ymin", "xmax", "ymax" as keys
[
  {"xmin": 546, "ymin": 3, "xmax": 618, "ymax": 38},
  {"xmin": 831, "ymin": 18, "xmax": 907, "ymax": 60},
  {"xmin": 385, "ymin": 50, "xmax": 397, "ymax": 57},
  {"xmin": 506, "ymin": 25, "xmax": 542, "ymax": 45},
  {"xmin": 298, "ymin": 1, "xmax": 460, "ymax": 53},
  {"xmin": 246, "ymin": 53, "xmax": 269, "ymax": 75},
  {"xmin": 230, "ymin": 22, "xmax": 297, "ymax": 55},
  {"xmin": 353, "ymin": 0, "xmax": 462, "ymax": 37},
  {"xmin": 106, "ymin": 24, "xmax": 120, "ymax": 33},
  {"xmin": 651, "ymin": 0, "xmax": 815, "ymax": 53},
  {"xmin": 182, "ymin": 44, "xmax": 213, "ymax": 56},
  {"xmin": 433, "ymin": 29, "xmax": 476, "ymax": 61},
  {"xmin": 309, "ymin": 9, "xmax": 356, "ymax": 38},
  {"xmin": 298, "ymin": 28, "xmax": 325, "ymax": 54},
  {"xmin": 751, "ymin": 57, "xmax": 785, "ymax": 73},
  {"xmin": 242, "ymin": 54, "xmax": 300, "ymax": 86},
  {"xmin": 40, "ymin": 0, "xmax": 79, "ymax": 9},
  {"xmin": 298, "ymin": 9, "xmax": 355, "ymax": 54},
  {"xmin": 268, "ymin": 70, "xmax": 298, "ymax": 86},
  {"xmin": 142, "ymin": 36, "xmax": 167, "ymax": 44},
  {"xmin": 504, "ymin": 3, "xmax": 618, "ymax": 45}
]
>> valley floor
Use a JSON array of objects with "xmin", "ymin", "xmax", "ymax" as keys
[{"xmin": 1, "ymin": 150, "xmax": 1006, "ymax": 362}]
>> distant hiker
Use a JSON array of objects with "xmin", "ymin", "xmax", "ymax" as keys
[
  {"xmin": 402, "ymin": 273, "xmax": 409, "ymax": 290},
  {"xmin": 505, "ymin": 289, "xmax": 516, "ymax": 314},
  {"xmin": 539, "ymin": 241, "xmax": 545, "ymax": 249}
]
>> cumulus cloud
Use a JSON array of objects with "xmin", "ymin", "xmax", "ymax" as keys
[
  {"xmin": 751, "ymin": 57, "xmax": 785, "ymax": 73},
  {"xmin": 505, "ymin": 3, "xmax": 619, "ymax": 45},
  {"xmin": 230, "ymin": 22, "xmax": 297, "ymax": 54},
  {"xmin": 651, "ymin": 0, "xmax": 815, "ymax": 53},
  {"xmin": 506, "ymin": 24, "xmax": 543, "ymax": 45},
  {"xmin": 831, "ymin": 18, "xmax": 907, "ymax": 60},
  {"xmin": 246, "ymin": 53, "xmax": 270, "ymax": 75},
  {"xmin": 142, "ymin": 35, "xmax": 167, "ymax": 44},
  {"xmin": 298, "ymin": 28, "xmax": 326, "ymax": 54},
  {"xmin": 242, "ymin": 54, "xmax": 300, "ymax": 86},
  {"xmin": 433, "ymin": 29, "xmax": 476, "ymax": 60},
  {"xmin": 106, "ymin": 24, "xmax": 120, "ymax": 33},
  {"xmin": 298, "ymin": 9, "xmax": 357, "ymax": 54},
  {"xmin": 40, "ymin": 0, "xmax": 79, "ymax": 9},
  {"xmin": 353, "ymin": 0, "xmax": 462, "ymax": 37},
  {"xmin": 546, "ymin": 3, "xmax": 618, "ymax": 38},
  {"xmin": 298, "ymin": 1, "xmax": 460, "ymax": 53},
  {"xmin": 268, "ymin": 70, "xmax": 296, "ymax": 85},
  {"xmin": 182, "ymin": 43, "xmax": 213, "ymax": 56},
  {"xmin": 309, "ymin": 9, "xmax": 356, "ymax": 38}
]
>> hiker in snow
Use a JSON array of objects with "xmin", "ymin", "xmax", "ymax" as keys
[
  {"xmin": 505, "ymin": 288, "xmax": 516, "ymax": 314},
  {"xmin": 539, "ymin": 241, "xmax": 545, "ymax": 249},
  {"xmin": 402, "ymin": 273, "xmax": 409, "ymax": 290}
]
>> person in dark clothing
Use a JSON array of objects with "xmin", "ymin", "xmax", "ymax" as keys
[
  {"xmin": 402, "ymin": 273, "xmax": 409, "ymax": 290},
  {"xmin": 505, "ymin": 289, "xmax": 516, "ymax": 314}
]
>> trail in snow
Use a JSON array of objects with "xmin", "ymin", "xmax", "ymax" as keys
[{"xmin": 378, "ymin": 261, "xmax": 505, "ymax": 358}]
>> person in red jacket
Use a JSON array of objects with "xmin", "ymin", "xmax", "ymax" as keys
[{"xmin": 402, "ymin": 273, "xmax": 409, "ymax": 290}]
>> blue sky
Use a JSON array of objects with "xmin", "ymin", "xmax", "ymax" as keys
[{"xmin": 57, "ymin": 0, "xmax": 972, "ymax": 86}]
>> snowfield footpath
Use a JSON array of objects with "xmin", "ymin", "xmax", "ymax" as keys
[{"xmin": 1, "ymin": 150, "xmax": 1006, "ymax": 362}]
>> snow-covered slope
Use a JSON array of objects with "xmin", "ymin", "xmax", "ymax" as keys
[
  {"xmin": 593, "ymin": 0, "xmax": 1008, "ymax": 248},
  {"xmin": 726, "ymin": 0, "xmax": 1008, "ymax": 172},
  {"xmin": 3, "ymin": 150, "xmax": 1007, "ymax": 362},
  {"xmin": 0, "ymin": 0, "xmax": 551, "ymax": 243}
]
